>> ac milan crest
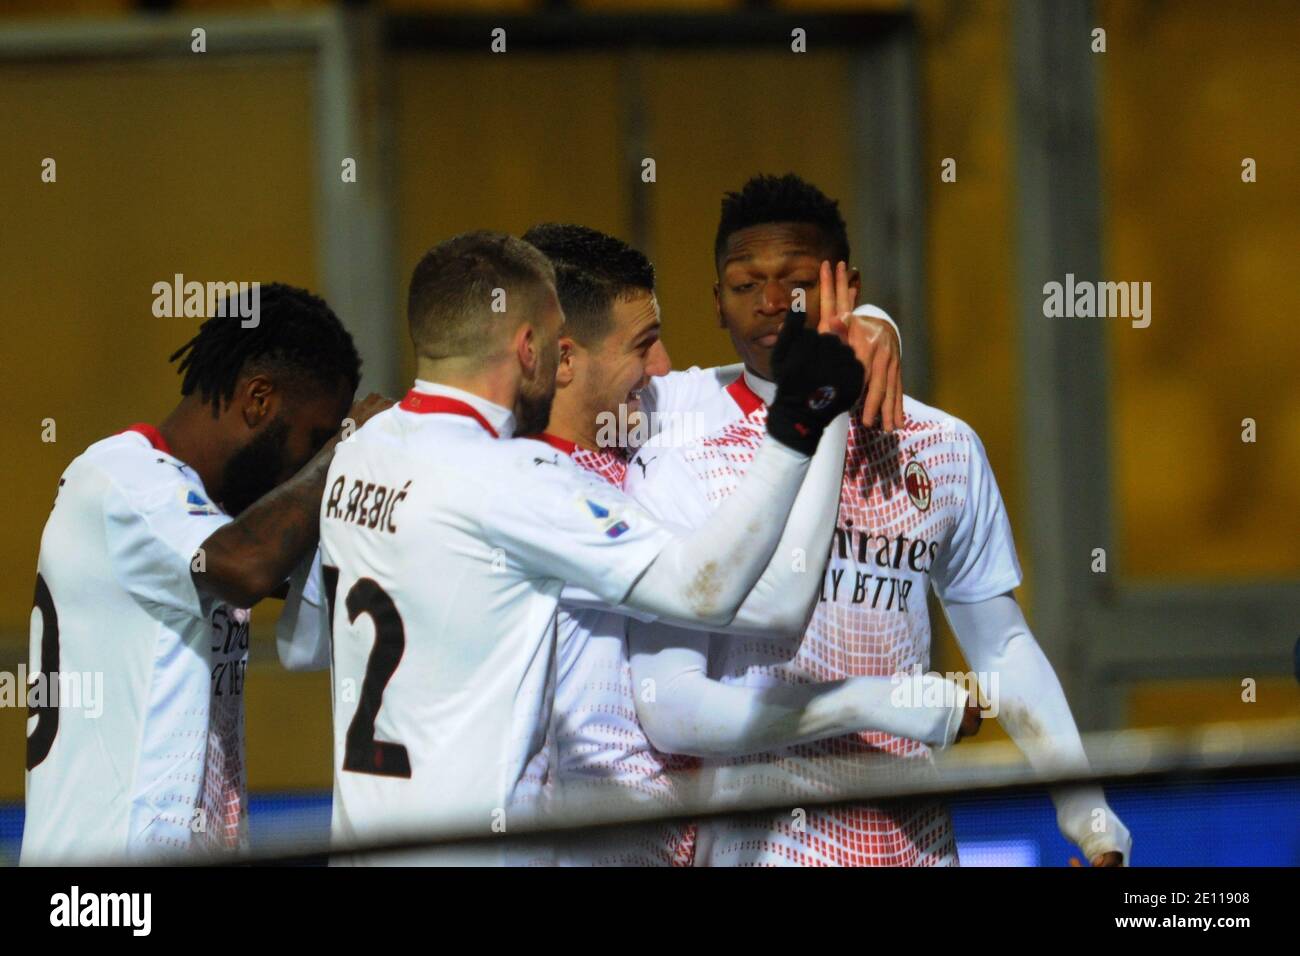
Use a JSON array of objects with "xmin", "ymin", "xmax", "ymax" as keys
[
  {"xmin": 806, "ymin": 385, "xmax": 837, "ymax": 411},
  {"xmin": 904, "ymin": 460, "xmax": 932, "ymax": 511}
]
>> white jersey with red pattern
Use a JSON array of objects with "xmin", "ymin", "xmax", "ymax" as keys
[
  {"xmin": 624, "ymin": 368, "xmax": 1022, "ymax": 867},
  {"xmin": 534, "ymin": 434, "xmax": 697, "ymax": 866},
  {"xmin": 320, "ymin": 383, "xmax": 677, "ymax": 865},
  {"xmin": 21, "ymin": 425, "xmax": 248, "ymax": 864}
]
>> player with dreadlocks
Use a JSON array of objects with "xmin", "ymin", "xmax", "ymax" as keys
[{"xmin": 22, "ymin": 283, "xmax": 388, "ymax": 864}]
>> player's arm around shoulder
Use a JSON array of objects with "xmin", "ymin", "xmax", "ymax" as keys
[
  {"xmin": 622, "ymin": 436, "xmax": 715, "ymax": 532},
  {"xmin": 640, "ymin": 364, "xmax": 743, "ymax": 424},
  {"xmin": 195, "ymin": 392, "xmax": 391, "ymax": 609},
  {"xmin": 472, "ymin": 435, "xmax": 677, "ymax": 603}
]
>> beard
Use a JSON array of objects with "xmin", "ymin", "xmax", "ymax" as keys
[
  {"xmin": 515, "ymin": 379, "xmax": 555, "ymax": 437},
  {"xmin": 515, "ymin": 341, "xmax": 559, "ymax": 437},
  {"xmin": 218, "ymin": 416, "xmax": 292, "ymax": 516}
]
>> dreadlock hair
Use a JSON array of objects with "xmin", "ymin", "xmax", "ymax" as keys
[
  {"xmin": 169, "ymin": 282, "xmax": 361, "ymax": 413},
  {"xmin": 714, "ymin": 173, "xmax": 851, "ymax": 269},
  {"xmin": 522, "ymin": 223, "xmax": 655, "ymax": 347}
]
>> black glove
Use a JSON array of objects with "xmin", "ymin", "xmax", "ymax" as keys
[{"xmin": 766, "ymin": 310, "xmax": 865, "ymax": 456}]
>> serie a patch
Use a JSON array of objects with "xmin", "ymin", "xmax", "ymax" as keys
[
  {"xmin": 580, "ymin": 495, "xmax": 631, "ymax": 538},
  {"xmin": 181, "ymin": 487, "xmax": 221, "ymax": 516}
]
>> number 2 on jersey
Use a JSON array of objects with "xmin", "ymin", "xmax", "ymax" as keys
[{"xmin": 323, "ymin": 566, "xmax": 412, "ymax": 778}]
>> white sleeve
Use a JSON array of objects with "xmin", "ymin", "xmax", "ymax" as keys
[
  {"xmin": 559, "ymin": 583, "xmax": 660, "ymax": 623},
  {"xmin": 930, "ymin": 428, "xmax": 1023, "ymax": 604},
  {"xmin": 640, "ymin": 365, "xmax": 742, "ymax": 422},
  {"xmin": 101, "ymin": 468, "xmax": 232, "ymax": 617},
  {"xmin": 627, "ymin": 618, "xmax": 967, "ymax": 757},
  {"xmin": 724, "ymin": 412, "xmax": 847, "ymax": 636},
  {"xmin": 625, "ymin": 414, "xmax": 847, "ymax": 637},
  {"xmin": 942, "ymin": 593, "xmax": 1132, "ymax": 864},
  {"xmin": 559, "ymin": 511, "xmax": 690, "ymax": 622},
  {"xmin": 483, "ymin": 436, "xmax": 810, "ymax": 627},
  {"xmin": 622, "ymin": 436, "xmax": 812, "ymax": 628},
  {"xmin": 478, "ymin": 450, "xmax": 677, "ymax": 609},
  {"xmin": 276, "ymin": 548, "xmax": 331, "ymax": 672},
  {"xmin": 488, "ymin": 431, "xmax": 806, "ymax": 629}
]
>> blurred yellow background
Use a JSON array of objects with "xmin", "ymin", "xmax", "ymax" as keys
[{"xmin": 0, "ymin": 0, "xmax": 1296, "ymax": 799}]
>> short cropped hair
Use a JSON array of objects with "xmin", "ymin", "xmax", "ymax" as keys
[
  {"xmin": 522, "ymin": 223, "xmax": 655, "ymax": 347},
  {"xmin": 407, "ymin": 230, "xmax": 557, "ymax": 363},
  {"xmin": 714, "ymin": 173, "xmax": 850, "ymax": 268}
]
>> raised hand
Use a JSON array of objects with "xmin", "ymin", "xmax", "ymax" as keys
[
  {"xmin": 817, "ymin": 260, "xmax": 904, "ymax": 432},
  {"xmin": 345, "ymin": 392, "xmax": 393, "ymax": 434},
  {"xmin": 766, "ymin": 308, "xmax": 865, "ymax": 457}
]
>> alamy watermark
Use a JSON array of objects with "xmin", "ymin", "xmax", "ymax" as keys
[
  {"xmin": 890, "ymin": 669, "xmax": 999, "ymax": 719},
  {"xmin": 1043, "ymin": 273, "xmax": 1150, "ymax": 328},
  {"xmin": 595, "ymin": 404, "xmax": 711, "ymax": 450},
  {"xmin": 50, "ymin": 886, "xmax": 150, "ymax": 936},
  {"xmin": 152, "ymin": 274, "xmax": 260, "ymax": 328},
  {"xmin": 1, "ymin": 666, "xmax": 104, "ymax": 718}
]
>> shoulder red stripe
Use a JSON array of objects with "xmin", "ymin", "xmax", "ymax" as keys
[
  {"xmin": 536, "ymin": 433, "xmax": 578, "ymax": 457},
  {"xmin": 399, "ymin": 389, "xmax": 499, "ymax": 438},
  {"xmin": 725, "ymin": 376, "xmax": 765, "ymax": 416},
  {"xmin": 121, "ymin": 423, "xmax": 173, "ymax": 455}
]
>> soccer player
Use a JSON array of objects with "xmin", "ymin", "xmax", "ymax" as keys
[
  {"xmin": 22, "ymin": 285, "xmax": 386, "ymax": 864},
  {"xmin": 318, "ymin": 230, "xmax": 865, "ymax": 865},
  {"xmin": 625, "ymin": 174, "xmax": 1133, "ymax": 867},
  {"xmin": 521, "ymin": 223, "xmax": 978, "ymax": 866}
]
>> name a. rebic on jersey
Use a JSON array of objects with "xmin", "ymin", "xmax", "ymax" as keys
[{"xmin": 324, "ymin": 474, "xmax": 412, "ymax": 534}]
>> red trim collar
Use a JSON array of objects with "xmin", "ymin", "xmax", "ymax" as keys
[
  {"xmin": 536, "ymin": 433, "xmax": 578, "ymax": 457},
  {"xmin": 399, "ymin": 389, "xmax": 499, "ymax": 438},
  {"xmin": 122, "ymin": 423, "xmax": 173, "ymax": 455},
  {"xmin": 725, "ymin": 376, "xmax": 766, "ymax": 417}
]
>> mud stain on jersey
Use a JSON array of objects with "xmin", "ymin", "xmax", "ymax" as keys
[{"xmin": 686, "ymin": 561, "xmax": 723, "ymax": 617}]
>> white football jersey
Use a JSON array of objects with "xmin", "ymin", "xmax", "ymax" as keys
[
  {"xmin": 530, "ymin": 435, "xmax": 698, "ymax": 867},
  {"xmin": 275, "ymin": 549, "xmax": 331, "ymax": 673},
  {"xmin": 633, "ymin": 364, "xmax": 744, "ymax": 450},
  {"xmin": 22, "ymin": 425, "xmax": 249, "ymax": 864},
  {"xmin": 625, "ymin": 368, "xmax": 1022, "ymax": 867},
  {"xmin": 319, "ymin": 383, "xmax": 674, "ymax": 865}
]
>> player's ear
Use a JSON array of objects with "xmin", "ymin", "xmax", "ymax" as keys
[
  {"xmin": 555, "ymin": 336, "xmax": 577, "ymax": 389},
  {"xmin": 713, "ymin": 282, "xmax": 723, "ymax": 328},
  {"xmin": 239, "ymin": 374, "xmax": 275, "ymax": 428},
  {"xmin": 848, "ymin": 267, "xmax": 862, "ymax": 297},
  {"xmin": 515, "ymin": 322, "xmax": 539, "ymax": 375}
]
